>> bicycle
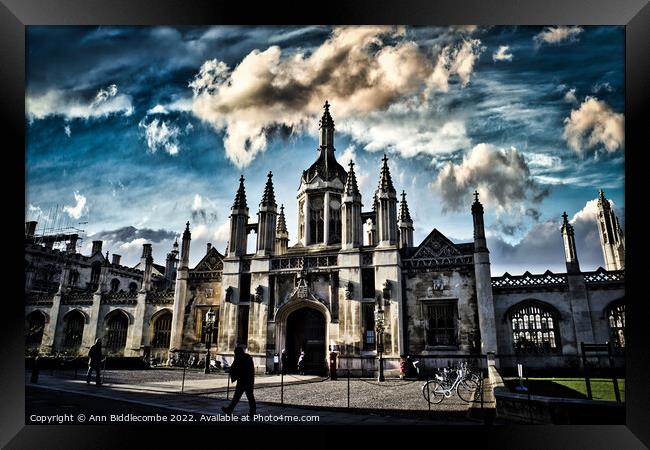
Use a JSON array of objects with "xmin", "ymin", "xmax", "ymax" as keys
[{"xmin": 421, "ymin": 363, "xmax": 480, "ymax": 404}]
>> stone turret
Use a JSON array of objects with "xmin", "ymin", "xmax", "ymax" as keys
[
  {"xmin": 275, "ymin": 204, "xmax": 289, "ymax": 256},
  {"xmin": 180, "ymin": 222, "xmax": 191, "ymax": 269},
  {"xmin": 228, "ymin": 175, "xmax": 249, "ymax": 257},
  {"xmin": 297, "ymin": 101, "xmax": 347, "ymax": 246},
  {"xmin": 256, "ymin": 171, "xmax": 277, "ymax": 256},
  {"xmin": 471, "ymin": 191, "xmax": 498, "ymax": 357},
  {"xmin": 341, "ymin": 160, "xmax": 363, "ymax": 250},
  {"xmin": 561, "ymin": 211, "xmax": 580, "ymax": 273},
  {"xmin": 398, "ymin": 191, "xmax": 414, "ymax": 248},
  {"xmin": 374, "ymin": 154, "xmax": 398, "ymax": 247},
  {"xmin": 596, "ymin": 189, "xmax": 625, "ymax": 270}
]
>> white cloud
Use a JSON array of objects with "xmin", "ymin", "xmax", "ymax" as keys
[
  {"xmin": 26, "ymin": 84, "xmax": 134, "ymax": 120},
  {"xmin": 147, "ymin": 97, "xmax": 193, "ymax": 115},
  {"xmin": 432, "ymin": 143, "xmax": 549, "ymax": 215},
  {"xmin": 338, "ymin": 145, "xmax": 357, "ymax": 168},
  {"xmin": 192, "ymin": 194, "xmax": 203, "ymax": 211},
  {"xmin": 427, "ymin": 39, "xmax": 485, "ymax": 93},
  {"xmin": 214, "ymin": 220, "xmax": 231, "ymax": 242},
  {"xmin": 534, "ymin": 26, "xmax": 584, "ymax": 45},
  {"xmin": 339, "ymin": 99, "xmax": 471, "ymax": 159},
  {"xmin": 563, "ymin": 88, "xmax": 577, "ymax": 104},
  {"xmin": 117, "ymin": 237, "xmax": 148, "ymax": 252},
  {"xmin": 64, "ymin": 125, "xmax": 71, "ymax": 137},
  {"xmin": 563, "ymin": 96, "xmax": 624, "ymax": 154},
  {"xmin": 63, "ymin": 191, "xmax": 88, "ymax": 219},
  {"xmin": 189, "ymin": 26, "xmax": 481, "ymax": 168},
  {"xmin": 138, "ymin": 118, "xmax": 182, "ymax": 155},
  {"xmin": 492, "ymin": 45, "xmax": 513, "ymax": 62},
  {"xmin": 147, "ymin": 105, "xmax": 169, "ymax": 115}
]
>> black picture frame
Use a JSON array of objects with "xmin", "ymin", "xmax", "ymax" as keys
[{"xmin": 3, "ymin": 0, "xmax": 648, "ymax": 447}]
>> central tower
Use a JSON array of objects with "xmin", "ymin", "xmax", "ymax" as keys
[{"xmin": 297, "ymin": 101, "xmax": 347, "ymax": 247}]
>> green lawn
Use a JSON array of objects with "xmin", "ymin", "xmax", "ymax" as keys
[{"xmin": 503, "ymin": 377, "xmax": 625, "ymax": 402}]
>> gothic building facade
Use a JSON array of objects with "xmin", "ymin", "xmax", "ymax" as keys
[{"xmin": 24, "ymin": 103, "xmax": 625, "ymax": 374}]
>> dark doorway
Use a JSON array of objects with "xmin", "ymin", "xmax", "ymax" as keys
[{"xmin": 286, "ymin": 308, "xmax": 325, "ymax": 375}]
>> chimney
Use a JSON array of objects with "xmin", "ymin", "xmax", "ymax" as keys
[
  {"xmin": 25, "ymin": 221, "xmax": 37, "ymax": 237},
  {"xmin": 207, "ymin": 242, "xmax": 212, "ymax": 254},
  {"xmin": 91, "ymin": 240, "xmax": 103, "ymax": 255},
  {"xmin": 141, "ymin": 243, "xmax": 152, "ymax": 259},
  {"xmin": 66, "ymin": 234, "xmax": 78, "ymax": 254},
  {"xmin": 112, "ymin": 254, "xmax": 122, "ymax": 266}
]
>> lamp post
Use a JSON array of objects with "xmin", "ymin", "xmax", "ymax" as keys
[
  {"xmin": 375, "ymin": 304, "xmax": 385, "ymax": 382},
  {"xmin": 204, "ymin": 308, "xmax": 216, "ymax": 374}
]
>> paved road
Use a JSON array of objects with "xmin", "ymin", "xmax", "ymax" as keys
[{"xmin": 26, "ymin": 373, "xmax": 488, "ymax": 425}]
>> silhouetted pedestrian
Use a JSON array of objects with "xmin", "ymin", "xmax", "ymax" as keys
[
  {"xmin": 221, "ymin": 347, "xmax": 256, "ymax": 417},
  {"xmin": 86, "ymin": 338, "xmax": 103, "ymax": 385}
]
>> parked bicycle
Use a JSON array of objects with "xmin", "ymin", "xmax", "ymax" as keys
[{"xmin": 421, "ymin": 362, "xmax": 480, "ymax": 404}]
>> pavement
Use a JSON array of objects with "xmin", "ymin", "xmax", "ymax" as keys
[{"xmin": 25, "ymin": 371, "xmax": 494, "ymax": 425}]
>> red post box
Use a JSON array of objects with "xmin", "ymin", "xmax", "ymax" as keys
[
  {"xmin": 399, "ymin": 356, "xmax": 407, "ymax": 380},
  {"xmin": 329, "ymin": 351, "xmax": 338, "ymax": 380}
]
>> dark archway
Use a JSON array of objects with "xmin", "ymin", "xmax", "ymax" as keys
[
  {"xmin": 105, "ymin": 310, "xmax": 129, "ymax": 355},
  {"xmin": 285, "ymin": 307, "xmax": 325, "ymax": 375},
  {"xmin": 25, "ymin": 311, "xmax": 46, "ymax": 349}
]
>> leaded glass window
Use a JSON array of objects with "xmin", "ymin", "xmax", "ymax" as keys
[
  {"xmin": 510, "ymin": 303, "xmax": 559, "ymax": 353},
  {"xmin": 607, "ymin": 303, "xmax": 625, "ymax": 348}
]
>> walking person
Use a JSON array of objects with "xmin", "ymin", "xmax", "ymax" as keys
[
  {"xmin": 221, "ymin": 347, "xmax": 256, "ymax": 417},
  {"xmin": 86, "ymin": 338, "xmax": 103, "ymax": 385}
]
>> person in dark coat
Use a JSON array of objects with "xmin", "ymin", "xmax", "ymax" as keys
[
  {"xmin": 87, "ymin": 338, "xmax": 103, "ymax": 385},
  {"xmin": 221, "ymin": 347, "xmax": 256, "ymax": 416}
]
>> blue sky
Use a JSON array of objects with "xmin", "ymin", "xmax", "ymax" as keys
[{"xmin": 25, "ymin": 26, "xmax": 625, "ymax": 274}]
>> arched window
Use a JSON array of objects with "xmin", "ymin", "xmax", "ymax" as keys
[
  {"xmin": 25, "ymin": 311, "xmax": 45, "ymax": 348},
  {"xmin": 110, "ymin": 278, "xmax": 120, "ymax": 293},
  {"xmin": 309, "ymin": 194, "xmax": 325, "ymax": 244},
  {"xmin": 63, "ymin": 310, "xmax": 85, "ymax": 352},
  {"xmin": 68, "ymin": 270, "xmax": 79, "ymax": 287},
  {"xmin": 328, "ymin": 195, "xmax": 341, "ymax": 244},
  {"xmin": 606, "ymin": 301, "xmax": 625, "ymax": 348},
  {"xmin": 105, "ymin": 312, "xmax": 128, "ymax": 354},
  {"xmin": 152, "ymin": 311, "xmax": 173, "ymax": 349},
  {"xmin": 128, "ymin": 282, "xmax": 138, "ymax": 293},
  {"xmin": 90, "ymin": 262, "xmax": 102, "ymax": 288},
  {"xmin": 509, "ymin": 301, "xmax": 560, "ymax": 353}
]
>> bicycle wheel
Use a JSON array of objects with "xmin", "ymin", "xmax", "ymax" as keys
[
  {"xmin": 457, "ymin": 379, "xmax": 479, "ymax": 402},
  {"xmin": 421, "ymin": 380, "xmax": 445, "ymax": 404}
]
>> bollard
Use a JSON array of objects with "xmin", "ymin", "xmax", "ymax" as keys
[
  {"xmin": 226, "ymin": 374, "xmax": 230, "ymax": 400},
  {"xmin": 347, "ymin": 369, "xmax": 350, "ymax": 409},
  {"xmin": 426, "ymin": 380, "xmax": 431, "ymax": 411},
  {"xmin": 181, "ymin": 360, "xmax": 187, "ymax": 394},
  {"xmin": 280, "ymin": 371, "xmax": 284, "ymax": 405}
]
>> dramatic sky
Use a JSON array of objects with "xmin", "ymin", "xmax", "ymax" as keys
[{"xmin": 25, "ymin": 26, "xmax": 625, "ymax": 275}]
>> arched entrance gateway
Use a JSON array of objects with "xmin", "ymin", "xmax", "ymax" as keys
[
  {"xmin": 275, "ymin": 298, "xmax": 330, "ymax": 376},
  {"xmin": 286, "ymin": 308, "xmax": 326, "ymax": 375}
]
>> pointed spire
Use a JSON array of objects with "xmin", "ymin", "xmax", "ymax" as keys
[
  {"xmin": 399, "ymin": 191, "xmax": 412, "ymax": 222},
  {"xmin": 561, "ymin": 211, "xmax": 574, "ymax": 234},
  {"xmin": 377, "ymin": 154, "xmax": 396, "ymax": 193},
  {"xmin": 471, "ymin": 190, "xmax": 484, "ymax": 215},
  {"xmin": 261, "ymin": 171, "xmax": 276, "ymax": 207},
  {"xmin": 344, "ymin": 160, "xmax": 360, "ymax": 196},
  {"xmin": 319, "ymin": 100, "xmax": 334, "ymax": 130},
  {"xmin": 276, "ymin": 204, "xmax": 287, "ymax": 233},
  {"xmin": 233, "ymin": 175, "xmax": 247, "ymax": 209},
  {"xmin": 597, "ymin": 188, "xmax": 608, "ymax": 207}
]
